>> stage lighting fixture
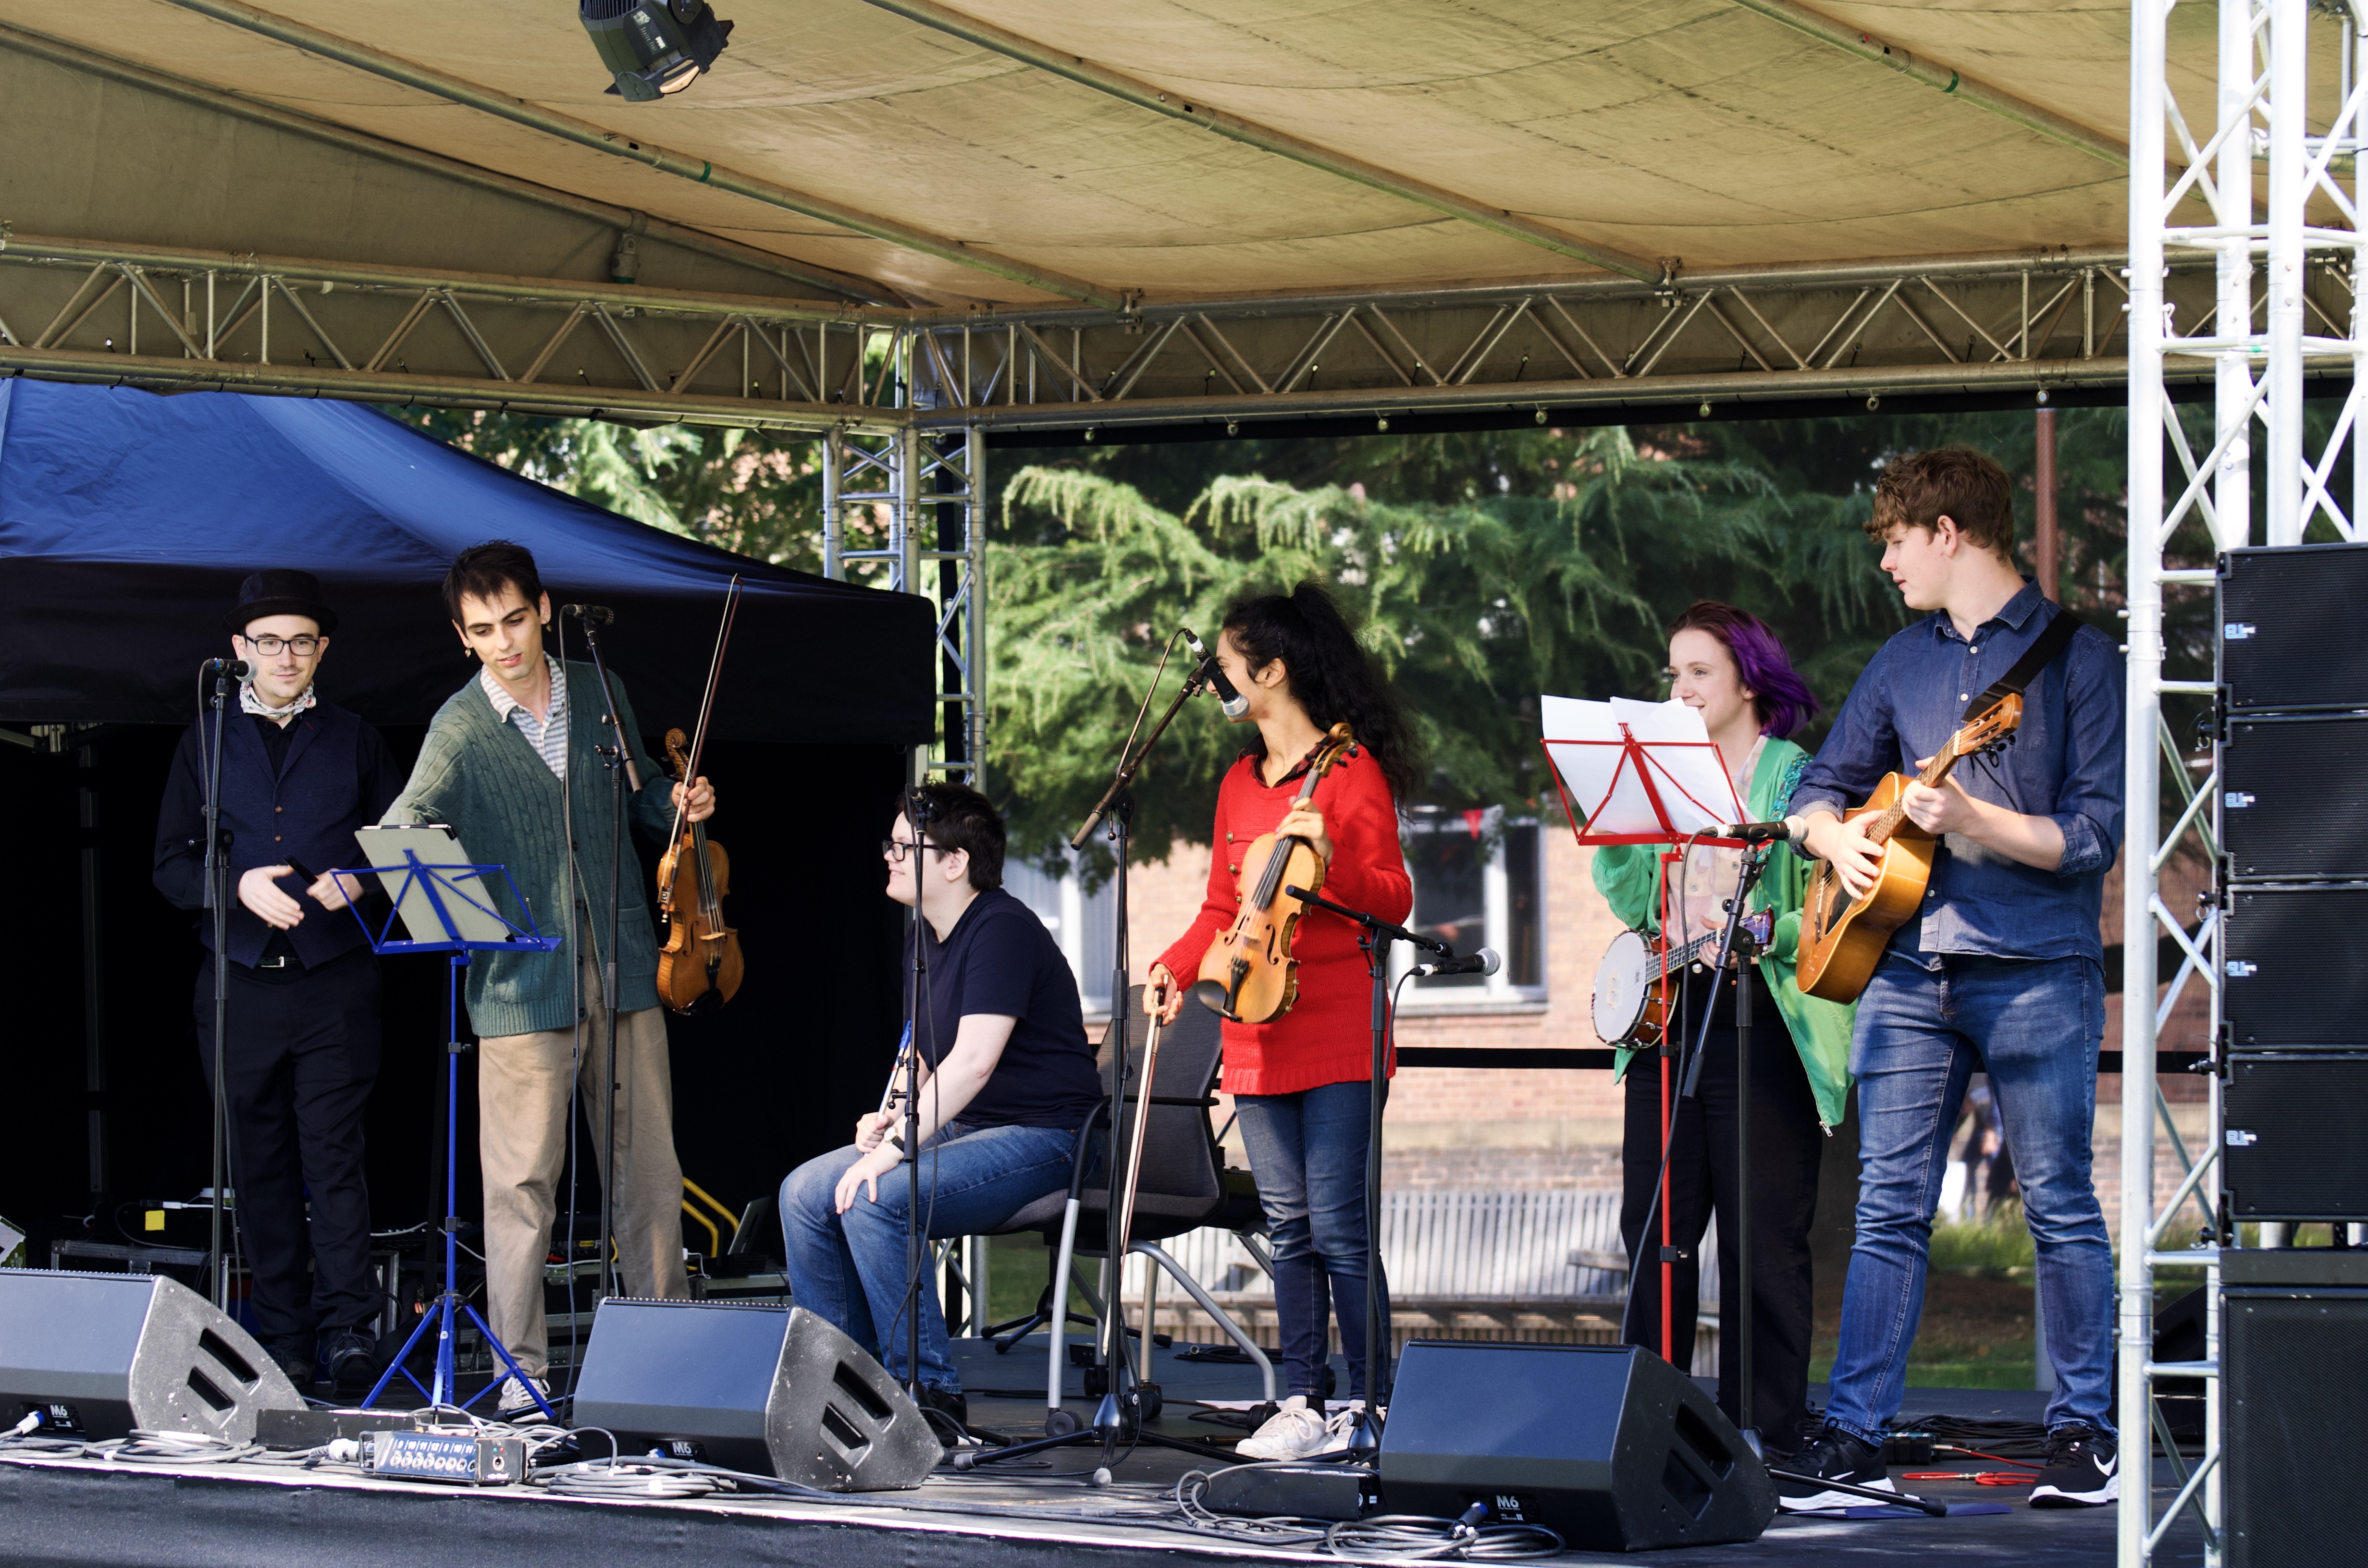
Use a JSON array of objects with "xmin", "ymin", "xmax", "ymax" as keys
[{"xmin": 581, "ymin": 0, "xmax": 734, "ymax": 101}]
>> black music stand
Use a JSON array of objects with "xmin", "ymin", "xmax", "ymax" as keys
[{"xmin": 345, "ymin": 839, "xmax": 560, "ymax": 1416}]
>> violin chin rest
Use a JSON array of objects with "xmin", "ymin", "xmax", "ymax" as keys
[{"xmin": 1190, "ymin": 979, "xmax": 1234, "ymax": 1019}]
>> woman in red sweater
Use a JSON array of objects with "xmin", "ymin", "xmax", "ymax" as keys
[{"xmin": 1146, "ymin": 583, "xmax": 1419, "ymax": 1461}]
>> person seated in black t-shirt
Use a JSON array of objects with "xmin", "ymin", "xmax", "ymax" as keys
[{"xmin": 778, "ymin": 783, "xmax": 1100, "ymax": 1429}]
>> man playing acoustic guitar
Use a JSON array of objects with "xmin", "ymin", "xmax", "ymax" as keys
[{"xmin": 1780, "ymin": 447, "xmax": 2125, "ymax": 1511}]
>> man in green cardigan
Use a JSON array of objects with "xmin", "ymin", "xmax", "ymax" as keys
[{"xmin": 382, "ymin": 541, "xmax": 715, "ymax": 1412}]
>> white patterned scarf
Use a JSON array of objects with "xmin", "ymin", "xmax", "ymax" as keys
[{"xmin": 239, "ymin": 678, "xmax": 318, "ymax": 721}]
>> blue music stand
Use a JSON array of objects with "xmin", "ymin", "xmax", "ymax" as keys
[{"xmin": 339, "ymin": 846, "xmax": 561, "ymax": 1417}]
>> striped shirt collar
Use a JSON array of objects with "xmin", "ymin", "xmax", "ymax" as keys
[{"xmin": 481, "ymin": 653, "xmax": 569, "ymax": 780}]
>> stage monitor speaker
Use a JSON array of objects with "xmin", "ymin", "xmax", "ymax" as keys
[
  {"xmin": 2222, "ymin": 714, "xmax": 2368, "ymax": 880},
  {"xmin": 2223, "ymin": 1248, "xmax": 2368, "ymax": 1568},
  {"xmin": 2222, "ymin": 885, "xmax": 2368, "ymax": 1049},
  {"xmin": 0, "ymin": 1269, "xmax": 305, "ymax": 1443},
  {"xmin": 2223, "ymin": 1054, "xmax": 2368, "ymax": 1221},
  {"xmin": 571, "ymin": 1298, "xmax": 940, "ymax": 1491},
  {"xmin": 2220, "ymin": 542, "xmax": 2368, "ymax": 712},
  {"xmin": 1377, "ymin": 1342, "xmax": 1772, "ymax": 1553}
]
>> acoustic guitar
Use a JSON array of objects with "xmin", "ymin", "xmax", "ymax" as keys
[{"xmin": 1794, "ymin": 698, "xmax": 2025, "ymax": 1003}]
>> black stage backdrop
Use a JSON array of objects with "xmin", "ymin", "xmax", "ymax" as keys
[{"xmin": 0, "ymin": 727, "xmax": 907, "ymax": 1277}]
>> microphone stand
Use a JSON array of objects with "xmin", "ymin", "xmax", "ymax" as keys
[
  {"xmin": 1283, "ymin": 883, "xmax": 1447, "ymax": 1448},
  {"xmin": 900, "ymin": 783, "xmax": 930, "ymax": 1414},
  {"xmin": 574, "ymin": 615, "xmax": 638, "ymax": 1307},
  {"xmin": 200, "ymin": 661, "xmax": 237, "ymax": 1311},
  {"xmin": 1072, "ymin": 658, "xmax": 1206, "ymax": 1439},
  {"xmin": 962, "ymin": 653, "xmax": 1253, "ymax": 1472}
]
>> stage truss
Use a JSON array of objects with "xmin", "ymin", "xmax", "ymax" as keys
[
  {"xmin": 821, "ymin": 420, "xmax": 987, "ymax": 784},
  {"xmin": 2124, "ymin": 2, "xmax": 2368, "ymax": 1566}
]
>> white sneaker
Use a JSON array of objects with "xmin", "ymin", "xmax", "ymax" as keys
[
  {"xmin": 496, "ymin": 1375, "xmax": 551, "ymax": 1416},
  {"xmin": 1235, "ymin": 1396, "xmax": 1358, "ymax": 1461}
]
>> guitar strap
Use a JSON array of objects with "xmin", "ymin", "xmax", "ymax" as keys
[{"xmin": 1962, "ymin": 605, "xmax": 2084, "ymax": 721}]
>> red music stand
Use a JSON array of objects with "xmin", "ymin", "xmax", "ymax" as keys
[{"xmin": 1539, "ymin": 723, "xmax": 1747, "ymax": 1368}]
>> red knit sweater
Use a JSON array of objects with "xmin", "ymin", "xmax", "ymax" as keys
[{"xmin": 1155, "ymin": 747, "xmax": 1412, "ymax": 1097}]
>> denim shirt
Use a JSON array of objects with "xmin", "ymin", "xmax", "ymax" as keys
[{"xmin": 1788, "ymin": 581, "xmax": 2125, "ymax": 967}]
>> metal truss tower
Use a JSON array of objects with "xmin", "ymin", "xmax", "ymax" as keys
[
  {"xmin": 820, "ymin": 345, "xmax": 987, "ymax": 786},
  {"xmin": 2125, "ymin": 2, "xmax": 2366, "ymax": 1564}
]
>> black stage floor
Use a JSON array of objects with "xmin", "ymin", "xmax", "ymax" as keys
[{"xmin": 0, "ymin": 1337, "xmax": 2208, "ymax": 1568}]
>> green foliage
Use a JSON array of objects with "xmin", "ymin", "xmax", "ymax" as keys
[
  {"xmin": 383, "ymin": 408, "xmax": 827, "ymax": 570},
  {"xmin": 1928, "ymin": 1212, "xmax": 2038, "ymax": 1279}
]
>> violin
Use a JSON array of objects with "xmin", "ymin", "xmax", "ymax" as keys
[
  {"xmin": 1193, "ymin": 723, "xmax": 1359, "ymax": 1023},
  {"xmin": 654, "ymin": 578, "xmax": 744, "ymax": 1014}
]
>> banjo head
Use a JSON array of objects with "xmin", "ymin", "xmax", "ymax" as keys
[{"xmin": 1591, "ymin": 928, "xmax": 1654, "ymax": 1043}]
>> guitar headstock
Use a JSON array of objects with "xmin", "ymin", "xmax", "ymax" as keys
[{"xmin": 1948, "ymin": 693, "xmax": 2023, "ymax": 761}]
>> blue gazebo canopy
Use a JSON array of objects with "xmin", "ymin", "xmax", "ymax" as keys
[{"xmin": 0, "ymin": 380, "xmax": 930, "ymax": 745}]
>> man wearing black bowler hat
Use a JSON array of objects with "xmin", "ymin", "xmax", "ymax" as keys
[{"xmin": 153, "ymin": 570, "xmax": 405, "ymax": 1392}]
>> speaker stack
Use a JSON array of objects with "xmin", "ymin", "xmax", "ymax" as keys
[{"xmin": 2214, "ymin": 542, "xmax": 2368, "ymax": 1568}]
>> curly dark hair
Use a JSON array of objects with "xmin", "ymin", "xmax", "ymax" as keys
[{"xmin": 1221, "ymin": 582, "xmax": 1424, "ymax": 806}]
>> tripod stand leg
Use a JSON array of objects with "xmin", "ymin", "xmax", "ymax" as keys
[
  {"xmin": 459, "ymin": 1302, "xmax": 556, "ymax": 1420},
  {"xmin": 362, "ymin": 1302, "xmax": 444, "ymax": 1408}
]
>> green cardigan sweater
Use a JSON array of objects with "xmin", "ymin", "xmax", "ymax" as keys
[
  {"xmin": 382, "ymin": 661, "xmax": 674, "ymax": 1037},
  {"xmin": 1589, "ymin": 735, "xmax": 1856, "ymax": 1129}
]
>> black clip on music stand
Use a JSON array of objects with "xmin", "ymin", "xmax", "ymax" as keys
[{"xmin": 345, "ymin": 847, "xmax": 561, "ymax": 1417}]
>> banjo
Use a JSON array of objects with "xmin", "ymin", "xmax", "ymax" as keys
[{"xmin": 1590, "ymin": 912, "xmax": 1774, "ymax": 1050}]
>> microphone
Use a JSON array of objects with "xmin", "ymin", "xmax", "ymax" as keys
[
  {"xmin": 203, "ymin": 658, "xmax": 250, "ymax": 678},
  {"xmin": 560, "ymin": 604, "xmax": 615, "ymax": 624},
  {"xmin": 1413, "ymin": 947, "xmax": 1501, "ymax": 979},
  {"xmin": 1181, "ymin": 628, "xmax": 1248, "ymax": 720},
  {"xmin": 1720, "ymin": 818, "xmax": 1802, "ymax": 844}
]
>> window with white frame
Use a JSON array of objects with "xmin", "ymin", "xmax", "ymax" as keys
[
  {"xmin": 1396, "ymin": 806, "xmax": 1545, "ymax": 1002},
  {"xmin": 1003, "ymin": 848, "xmax": 1117, "ymax": 1017}
]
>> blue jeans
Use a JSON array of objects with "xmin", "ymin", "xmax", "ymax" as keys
[
  {"xmin": 780, "ymin": 1119, "xmax": 1078, "ymax": 1392},
  {"xmin": 1234, "ymin": 1079, "xmax": 1390, "ymax": 1401},
  {"xmin": 1825, "ymin": 953, "xmax": 2113, "ymax": 1443}
]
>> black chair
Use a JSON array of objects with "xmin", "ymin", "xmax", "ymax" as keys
[{"xmin": 976, "ymin": 985, "xmax": 1275, "ymax": 1431}]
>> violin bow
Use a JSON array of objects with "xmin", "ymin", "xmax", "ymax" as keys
[{"xmin": 667, "ymin": 574, "xmax": 742, "ymax": 846}]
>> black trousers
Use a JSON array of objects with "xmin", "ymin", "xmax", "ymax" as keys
[
  {"xmin": 194, "ymin": 947, "xmax": 383, "ymax": 1345},
  {"xmin": 1618, "ymin": 968, "xmax": 1825, "ymax": 1453}
]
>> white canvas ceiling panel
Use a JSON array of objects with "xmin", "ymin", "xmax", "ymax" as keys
[
  {"xmin": 2, "ymin": 0, "xmax": 2208, "ymax": 305},
  {"xmin": 1, "ymin": 0, "xmax": 2306, "ymax": 429}
]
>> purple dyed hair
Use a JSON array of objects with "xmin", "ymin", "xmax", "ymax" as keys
[{"xmin": 1666, "ymin": 601, "xmax": 1820, "ymax": 740}]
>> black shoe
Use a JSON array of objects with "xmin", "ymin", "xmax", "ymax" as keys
[
  {"xmin": 321, "ymin": 1327, "xmax": 375, "ymax": 1396},
  {"xmin": 2029, "ymin": 1424, "xmax": 2120, "ymax": 1508},
  {"xmin": 1774, "ymin": 1425, "xmax": 1893, "ymax": 1513},
  {"xmin": 267, "ymin": 1336, "xmax": 317, "ymax": 1388},
  {"xmin": 915, "ymin": 1385, "xmax": 968, "ymax": 1440}
]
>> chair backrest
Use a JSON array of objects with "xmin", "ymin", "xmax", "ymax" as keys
[{"xmin": 1095, "ymin": 984, "xmax": 1225, "ymax": 1216}]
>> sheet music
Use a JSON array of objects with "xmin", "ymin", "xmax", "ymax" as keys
[
  {"xmin": 1541, "ymin": 693, "xmax": 1747, "ymax": 837},
  {"xmin": 353, "ymin": 824, "xmax": 518, "ymax": 945}
]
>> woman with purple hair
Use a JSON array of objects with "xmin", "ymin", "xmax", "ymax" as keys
[{"xmin": 1590, "ymin": 602, "xmax": 1856, "ymax": 1459}]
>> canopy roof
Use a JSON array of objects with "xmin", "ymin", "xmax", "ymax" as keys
[
  {"xmin": 3, "ymin": 0, "xmax": 2205, "ymax": 303},
  {"xmin": 0, "ymin": 1, "xmax": 2326, "ymax": 432},
  {"xmin": 0, "ymin": 377, "xmax": 933, "ymax": 738}
]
